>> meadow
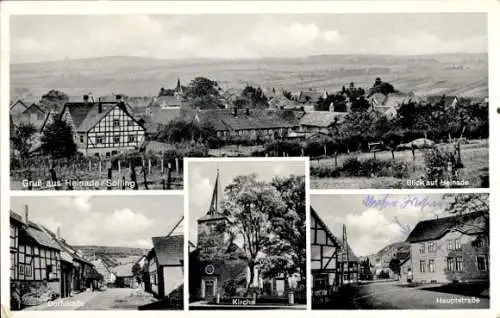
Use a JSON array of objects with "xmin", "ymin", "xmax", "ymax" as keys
[{"xmin": 310, "ymin": 140, "xmax": 489, "ymax": 189}]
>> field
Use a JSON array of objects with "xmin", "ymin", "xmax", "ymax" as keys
[
  {"xmin": 310, "ymin": 140, "xmax": 489, "ymax": 189},
  {"xmin": 10, "ymin": 53, "xmax": 488, "ymax": 100},
  {"xmin": 74, "ymin": 245, "xmax": 150, "ymax": 268}
]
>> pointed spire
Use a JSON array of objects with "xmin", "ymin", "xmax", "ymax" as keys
[
  {"xmin": 176, "ymin": 78, "xmax": 182, "ymax": 93},
  {"xmin": 208, "ymin": 169, "xmax": 220, "ymax": 215}
]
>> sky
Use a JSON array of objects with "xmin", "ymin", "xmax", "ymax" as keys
[
  {"xmin": 10, "ymin": 195, "xmax": 184, "ymax": 249},
  {"xmin": 187, "ymin": 159, "xmax": 306, "ymax": 243},
  {"xmin": 311, "ymin": 193, "xmax": 467, "ymax": 257},
  {"xmin": 10, "ymin": 13, "xmax": 487, "ymax": 63}
]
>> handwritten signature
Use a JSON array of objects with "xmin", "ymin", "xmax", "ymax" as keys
[{"xmin": 363, "ymin": 195, "xmax": 447, "ymax": 212}]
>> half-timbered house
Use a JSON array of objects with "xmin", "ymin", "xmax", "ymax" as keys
[
  {"xmin": 310, "ymin": 207, "xmax": 360, "ymax": 306},
  {"xmin": 10, "ymin": 208, "xmax": 62, "ymax": 309},
  {"xmin": 60, "ymin": 95, "xmax": 145, "ymax": 157}
]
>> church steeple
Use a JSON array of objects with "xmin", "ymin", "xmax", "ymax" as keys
[
  {"xmin": 208, "ymin": 169, "xmax": 220, "ymax": 216},
  {"xmin": 175, "ymin": 78, "xmax": 182, "ymax": 94}
]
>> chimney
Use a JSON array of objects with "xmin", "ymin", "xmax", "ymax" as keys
[
  {"xmin": 233, "ymin": 107, "xmax": 238, "ymax": 117},
  {"xmin": 245, "ymin": 108, "xmax": 250, "ymax": 116},
  {"xmin": 116, "ymin": 94, "xmax": 123, "ymax": 102},
  {"xmin": 57, "ymin": 226, "xmax": 61, "ymax": 240},
  {"xmin": 83, "ymin": 94, "xmax": 89, "ymax": 103},
  {"xmin": 24, "ymin": 205, "xmax": 29, "ymax": 225},
  {"xmin": 98, "ymin": 98, "xmax": 102, "ymax": 114}
]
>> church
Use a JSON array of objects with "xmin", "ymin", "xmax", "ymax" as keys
[{"xmin": 189, "ymin": 170, "xmax": 301, "ymax": 305}]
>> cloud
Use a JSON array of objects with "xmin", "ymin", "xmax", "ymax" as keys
[
  {"xmin": 53, "ymin": 195, "xmax": 92, "ymax": 212},
  {"xmin": 331, "ymin": 208, "xmax": 408, "ymax": 256},
  {"xmin": 72, "ymin": 208, "xmax": 153, "ymax": 246}
]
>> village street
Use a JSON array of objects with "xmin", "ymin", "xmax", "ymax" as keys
[
  {"xmin": 351, "ymin": 281, "xmax": 489, "ymax": 309},
  {"xmin": 24, "ymin": 288, "xmax": 158, "ymax": 311}
]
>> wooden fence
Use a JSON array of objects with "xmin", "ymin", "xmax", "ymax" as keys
[{"xmin": 11, "ymin": 157, "xmax": 183, "ymax": 190}]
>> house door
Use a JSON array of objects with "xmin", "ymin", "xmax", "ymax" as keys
[{"xmin": 204, "ymin": 279, "xmax": 215, "ymax": 302}]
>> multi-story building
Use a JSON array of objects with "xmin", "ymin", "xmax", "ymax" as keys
[
  {"xmin": 406, "ymin": 211, "xmax": 489, "ymax": 284},
  {"xmin": 310, "ymin": 207, "xmax": 360, "ymax": 305},
  {"xmin": 60, "ymin": 95, "xmax": 145, "ymax": 157},
  {"xmin": 10, "ymin": 208, "xmax": 62, "ymax": 309}
]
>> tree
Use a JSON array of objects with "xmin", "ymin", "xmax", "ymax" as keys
[
  {"xmin": 264, "ymin": 176, "xmax": 306, "ymax": 283},
  {"xmin": 444, "ymin": 193, "xmax": 489, "ymax": 233},
  {"xmin": 41, "ymin": 117, "xmax": 77, "ymax": 158},
  {"xmin": 389, "ymin": 258, "xmax": 401, "ymax": 278},
  {"xmin": 185, "ymin": 77, "xmax": 220, "ymax": 99},
  {"xmin": 11, "ymin": 122, "xmax": 37, "ymax": 157},
  {"xmin": 219, "ymin": 174, "xmax": 288, "ymax": 292},
  {"xmin": 240, "ymin": 85, "xmax": 268, "ymax": 108},
  {"xmin": 40, "ymin": 89, "xmax": 69, "ymax": 113}
]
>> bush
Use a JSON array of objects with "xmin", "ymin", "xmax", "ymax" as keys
[
  {"xmin": 422, "ymin": 147, "xmax": 462, "ymax": 188},
  {"xmin": 311, "ymin": 158, "xmax": 410, "ymax": 179},
  {"xmin": 377, "ymin": 271, "xmax": 390, "ymax": 279}
]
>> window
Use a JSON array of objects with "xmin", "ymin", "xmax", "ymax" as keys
[
  {"xmin": 446, "ymin": 257, "xmax": 454, "ymax": 272},
  {"xmin": 454, "ymin": 239, "xmax": 461, "ymax": 250},
  {"xmin": 113, "ymin": 136, "xmax": 120, "ymax": 143},
  {"xmin": 128, "ymin": 135, "xmax": 136, "ymax": 143},
  {"xmin": 113, "ymin": 119, "xmax": 120, "ymax": 127},
  {"xmin": 217, "ymin": 131, "xmax": 222, "ymax": 138},
  {"xmin": 127, "ymin": 120, "xmax": 134, "ymax": 126},
  {"xmin": 96, "ymin": 137, "xmax": 103, "ymax": 144},
  {"xmin": 79, "ymin": 135, "xmax": 84, "ymax": 143},
  {"xmin": 456, "ymin": 256, "xmax": 463, "ymax": 272},
  {"xmin": 428, "ymin": 260, "xmax": 435, "ymax": 273},
  {"xmin": 447, "ymin": 240, "xmax": 453, "ymax": 251},
  {"xmin": 473, "ymin": 238, "xmax": 485, "ymax": 248},
  {"xmin": 419, "ymin": 260, "xmax": 426, "ymax": 273},
  {"xmin": 419, "ymin": 243, "xmax": 425, "ymax": 254},
  {"xmin": 477, "ymin": 256, "xmax": 487, "ymax": 271},
  {"xmin": 428, "ymin": 242, "xmax": 436, "ymax": 253}
]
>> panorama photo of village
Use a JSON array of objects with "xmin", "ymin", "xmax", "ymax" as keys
[
  {"xmin": 9, "ymin": 195, "xmax": 184, "ymax": 311},
  {"xmin": 310, "ymin": 193, "xmax": 490, "ymax": 309},
  {"xmin": 9, "ymin": 13, "xmax": 489, "ymax": 190},
  {"xmin": 187, "ymin": 159, "xmax": 307, "ymax": 309}
]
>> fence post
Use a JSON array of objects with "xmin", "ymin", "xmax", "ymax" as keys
[
  {"xmin": 130, "ymin": 165, "xmax": 138, "ymax": 190},
  {"xmin": 324, "ymin": 145, "xmax": 327, "ymax": 157},
  {"xmin": 167, "ymin": 162, "xmax": 172, "ymax": 190},
  {"xmin": 283, "ymin": 152, "xmax": 285, "ymax": 157},
  {"xmin": 142, "ymin": 166, "xmax": 149, "ymax": 190},
  {"xmin": 118, "ymin": 160, "xmax": 121, "ymax": 173},
  {"xmin": 161, "ymin": 158, "xmax": 164, "ymax": 175},
  {"xmin": 49, "ymin": 160, "xmax": 59, "ymax": 190},
  {"xmin": 148, "ymin": 159, "xmax": 151, "ymax": 175},
  {"xmin": 88, "ymin": 160, "xmax": 92, "ymax": 172},
  {"xmin": 99, "ymin": 161, "xmax": 102, "ymax": 176},
  {"xmin": 175, "ymin": 158, "xmax": 179, "ymax": 174},
  {"xmin": 301, "ymin": 148, "xmax": 304, "ymax": 157},
  {"xmin": 107, "ymin": 161, "xmax": 112, "ymax": 190}
]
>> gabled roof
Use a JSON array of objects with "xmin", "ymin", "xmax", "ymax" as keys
[
  {"xmin": 299, "ymin": 111, "xmax": 346, "ymax": 128},
  {"xmin": 151, "ymin": 235, "xmax": 184, "ymax": 266},
  {"xmin": 268, "ymin": 95, "xmax": 298, "ymax": 109},
  {"xmin": 10, "ymin": 210, "xmax": 60, "ymax": 250},
  {"xmin": 10, "ymin": 99, "xmax": 29, "ymax": 111},
  {"xmin": 152, "ymin": 95, "xmax": 183, "ymax": 108},
  {"xmin": 61, "ymin": 101, "xmax": 142, "ymax": 133},
  {"xmin": 193, "ymin": 109, "xmax": 299, "ymax": 132},
  {"xmin": 375, "ymin": 241, "xmax": 410, "ymax": 256},
  {"xmin": 406, "ymin": 211, "xmax": 486, "ymax": 243},
  {"xmin": 298, "ymin": 90, "xmax": 323, "ymax": 103},
  {"xmin": 113, "ymin": 263, "xmax": 135, "ymax": 277},
  {"xmin": 311, "ymin": 206, "xmax": 359, "ymax": 263},
  {"xmin": 92, "ymin": 259, "xmax": 113, "ymax": 277}
]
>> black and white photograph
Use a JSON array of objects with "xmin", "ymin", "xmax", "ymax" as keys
[
  {"xmin": 186, "ymin": 158, "xmax": 307, "ymax": 309},
  {"xmin": 310, "ymin": 193, "xmax": 489, "ymax": 309},
  {"xmin": 9, "ymin": 195, "xmax": 184, "ymax": 311},
  {"xmin": 8, "ymin": 13, "xmax": 488, "ymax": 190}
]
